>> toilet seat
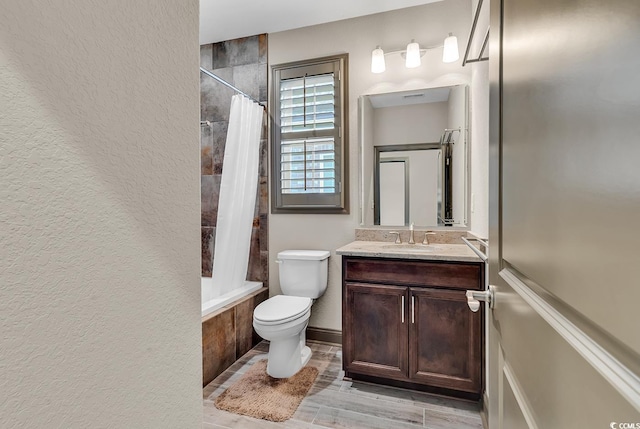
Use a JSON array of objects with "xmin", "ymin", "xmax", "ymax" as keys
[{"xmin": 253, "ymin": 295, "xmax": 312, "ymax": 325}]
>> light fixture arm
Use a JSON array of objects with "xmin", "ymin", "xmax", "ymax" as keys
[{"xmin": 384, "ymin": 44, "xmax": 444, "ymax": 58}]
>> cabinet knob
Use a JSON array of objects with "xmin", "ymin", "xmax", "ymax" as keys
[{"xmin": 466, "ymin": 285, "xmax": 496, "ymax": 312}]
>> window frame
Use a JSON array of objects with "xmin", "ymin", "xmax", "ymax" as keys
[{"xmin": 271, "ymin": 54, "xmax": 349, "ymax": 214}]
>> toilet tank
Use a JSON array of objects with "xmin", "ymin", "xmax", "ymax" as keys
[{"xmin": 277, "ymin": 250, "xmax": 330, "ymax": 298}]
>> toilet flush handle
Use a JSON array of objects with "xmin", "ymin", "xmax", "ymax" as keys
[{"xmin": 275, "ymin": 259, "xmax": 283, "ymax": 264}]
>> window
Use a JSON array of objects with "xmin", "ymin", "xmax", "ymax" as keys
[{"xmin": 271, "ymin": 55, "xmax": 348, "ymax": 213}]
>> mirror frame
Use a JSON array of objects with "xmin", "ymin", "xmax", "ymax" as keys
[{"xmin": 359, "ymin": 84, "xmax": 470, "ymax": 229}]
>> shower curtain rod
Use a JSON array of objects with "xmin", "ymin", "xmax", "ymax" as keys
[{"xmin": 200, "ymin": 67, "xmax": 265, "ymax": 108}]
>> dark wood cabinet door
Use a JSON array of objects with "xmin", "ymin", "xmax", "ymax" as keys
[
  {"xmin": 344, "ymin": 282, "xmax": 408, "ymax": 381},
  {"xmin": 409, "ymin": 287, "xmax": 481, "ymax": 394}
]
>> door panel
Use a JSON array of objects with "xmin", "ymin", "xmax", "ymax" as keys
[
  {"xmin": 497, "ymin": 281, "xmax": 639, "ymax": 427},
  {"xmin": 409, "ymin": 288, "xmax": 481, "ymax": 394},
  {"xmin": 501, "ymin": 376, "xmax": 529, "ymax": 429},
  {"xmin": 489, "ymin": 0, "xmax": 640, "ymax": 426},
  {"xmin": 344, "ymin": 282, "xmax": 408, "ymax": 380},
  {"xmin": 500, "ymin": 0, "xmax": 640, "ymax": 354}
]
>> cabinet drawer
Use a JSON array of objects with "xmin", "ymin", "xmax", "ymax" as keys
[{"xmin": 343, "ymin": 257, "xmax": 481, "ymax": 290}]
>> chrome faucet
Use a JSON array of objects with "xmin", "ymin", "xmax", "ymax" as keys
[
  {"xmin": 389, "ymin": 231, "xmax": 402, "ymax": 244},
  {"xmin": 423, "ymin": 231, "xmax": 437, "ymax": 245},
  {"xmin": 408, "ymin": 223, "xmax": 415, "ymax": 244}
]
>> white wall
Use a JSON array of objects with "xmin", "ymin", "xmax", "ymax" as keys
[
  {"xmin": 373, "ymin": 103, "xmax": 447, "ymax": 145},
  {"xmin": 0, "ymin": 1, "xmax": 202, "ymax": 427},
  {"xmin": 269, "ymin": 0, "xmax": 472, "ymax": 331},
  {"xmin": 470, "ymin": 0, "xmax": 490, "ymax": 239}
]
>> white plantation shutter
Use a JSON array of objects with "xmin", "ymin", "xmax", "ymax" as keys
[
  {"xmin": 280, "ymin": 137, "xmax": 336, "ymax": 194},
  {"xmin": 272, "ymin": 56, "xmax": 348, "ymax": 212}
]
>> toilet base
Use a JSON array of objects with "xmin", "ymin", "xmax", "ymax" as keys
[{"xmin": 265, "ymin": 336, "xmax": 312, "ymax": 379}]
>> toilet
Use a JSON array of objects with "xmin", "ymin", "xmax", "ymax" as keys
[{"xmin": 252, "ymin": 249, "xmax": 330, "ymax": 378}]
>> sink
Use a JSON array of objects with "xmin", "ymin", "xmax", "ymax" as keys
[{"xmin": 381, "ymin": 244, "xmax": 441, "ymax": 252}]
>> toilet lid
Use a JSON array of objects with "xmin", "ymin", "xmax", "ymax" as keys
[{"xmin": 253, "ymin": 295, "xmax": 312, "ymax": 324}]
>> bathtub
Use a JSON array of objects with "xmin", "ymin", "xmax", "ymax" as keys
[{"xmin": 201, "ymin": 279, "xmax": 264, "ymax": 318}]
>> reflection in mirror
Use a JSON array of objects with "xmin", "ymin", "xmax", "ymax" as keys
[
  {"xmin": 378, "ymin": 156, "xmax": 410, "ymax": 225},
  {"xmin": 375, "ymin": 144, "xmax": 441, "ymax": 226},
  {"xmin": 359, "ymin": 85, "xmax": 468, "ymax": 228}
]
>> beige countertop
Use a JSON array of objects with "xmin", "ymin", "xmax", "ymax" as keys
[{"xmin": 335, "ymin": 240, "xmax": 483, "ymax": 263}]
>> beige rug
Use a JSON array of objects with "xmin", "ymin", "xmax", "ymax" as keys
[{"xmin": 214, "ymin": 359, "xmax": 319, "ymax": 422}]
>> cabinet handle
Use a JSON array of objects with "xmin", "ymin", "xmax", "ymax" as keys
[
  {"xmin": 401, "ymin": 296, "xmax": 405, "ymax": 323},
  {"xmin": 411, "ymin": 296, "xmax": 415, "ymax": 324}
]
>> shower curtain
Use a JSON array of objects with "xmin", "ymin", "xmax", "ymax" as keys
[{"xmin": 207, "ymin": 94, "xmax": 263, "ymax": 301}]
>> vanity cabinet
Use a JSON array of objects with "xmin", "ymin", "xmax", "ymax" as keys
[{"xmin": 342, "ymin": 256, "xmax": 483, "ymax": 399}]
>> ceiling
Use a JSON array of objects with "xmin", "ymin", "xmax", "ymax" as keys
[{"xmin": 200, "ymin": 0, "xmax": 443, "ymax": 45}]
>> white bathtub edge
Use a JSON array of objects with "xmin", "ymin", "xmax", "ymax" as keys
[{"xmin": 201, "ymin": 281, "xmax": 264, "ymax": 318}]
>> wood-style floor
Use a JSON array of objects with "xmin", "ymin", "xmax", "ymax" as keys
[{"xmin": 203, "ymin": 341, "xmax": 484, "ymax": 429}]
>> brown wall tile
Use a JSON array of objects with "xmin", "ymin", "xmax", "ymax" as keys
[
  {"xmin": 201, "ymin": 174, "xmax": 221, "ymax": 227},
  {"xmin": 213, "ymin": 36, "xmax": 260, "ymax": 68},
  {"xmin": 253, "ymin": 289, "xmax": 269, "ymax": 346},
  {"xmin": 258, "ymin": 177, "xmax": 269, "ymax": 215},
  {"xmin": 202, "ymin": 307, "xmax": 236, "ymax": 386},
  {"xmin": 259, "ymin": 139, "xmax": 268, "ymax": 177},
  {"xmin": 201, "ymin": 67, "xmax": 234, "ymax": 123},
  {"xmin": 201, "ymin": 125, "xmax": 213, "ymax": 175},
  {"xmin": 259, "ymin": 214, "xmax": 268, "ymax": 251},
  {"xmin": 258, "ymin": 34, "xmax": 268, "ymax": 65},
  {"xmin": 211, "ymin": 121, "xmax": 228, "ymax": 175},
  {"xmin": 235, "ymin": 297, "xmax": 254, "ymax": 358},
  {"xmin": 259, "ymin": 251, "xmax": 269, "ymax": 286},
  {"xmin": 246, "ymin": 227, "xmax": 261, "ymax": 282},
  {"xmin": 201, "ymin": 227, "xmax": 214, "ymax": 277},
  {"xmin": 202, "ymin": 287, "xmax": 269, "ymax": 386},
  {"xmin": 200, "ymin": 44, "xmax": 213, "ymax": 69}
]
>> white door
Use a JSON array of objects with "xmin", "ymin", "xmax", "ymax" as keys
[
  {"xmin": 486, "ymin": 0, "xmax": 640, "ymax": 427},
  {"xmin": 379, "ymin": 160, "xmax": 407, "ymax": 226}
]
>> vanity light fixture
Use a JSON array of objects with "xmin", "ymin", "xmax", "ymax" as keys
[
  {"xmin": 442, "ymin": 33, "xmax": 460, "ymax": 63},
  {"xmin": 371, "ymin": 33, "xmax": 460, "ymax": 73},
  {"xmin": 405, "ymin": 40, "xmax": 421, "ymax": 68},
  {"xmin": 371, "ymin": 46, "xmax": 386, "ymax": 73}
]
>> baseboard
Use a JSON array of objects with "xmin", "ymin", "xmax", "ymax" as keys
[
  {"xmin": 346, "ymin": 372, "xmax": 481, "ymax": 402},
  {"xmin": 480, "ymin": 391, "xmax": 489, "ymax": 429},
  {"xmin": 306, "ymin": 327, "xmax": 342, "ymax": 345}
]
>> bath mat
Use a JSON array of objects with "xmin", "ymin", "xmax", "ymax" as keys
[{"xmin": 214, "ymin": 359, "xmax": 318, "ymax": 422}]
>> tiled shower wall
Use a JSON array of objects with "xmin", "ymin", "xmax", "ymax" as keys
[{"xmin": 200, "ymin": 34, "xmax": 268, "ymax": 286}]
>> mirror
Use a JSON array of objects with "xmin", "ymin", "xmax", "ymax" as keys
[{"xmin": 359, "ymin": 85, "xmax": 469, "ymax": 228}]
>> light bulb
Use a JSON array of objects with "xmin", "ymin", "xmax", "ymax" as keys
[
  {"xmin": 405, "ymin": 41, "xmax": 421, "ymax": 68},
  {"xmin": 371, "ymin": 46, "xmax": 386, "ymax": 73},
  {"xmin": 442, "ymin": 33, "xmax": 459, "ymax": 63}
]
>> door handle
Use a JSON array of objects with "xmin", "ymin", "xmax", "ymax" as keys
[
  {"xmin": 401, "ymin": 296, "xmax": 405, "ymax": 323},
  {"xmin": 466, "ymin": 285, "xmax": 496, "ymax": 312}
]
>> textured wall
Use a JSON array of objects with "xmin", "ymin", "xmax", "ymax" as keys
[
  {"xmin": 200, "ymin": 35, "xmax": 269, "ymax": 287},
  {"xmin": 0, "ymin": 1, "xmax": 201, "ymax": 428},
  {"xmin": 269, "ymin": 1, "xmax": 472, "ymax": 331}
]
